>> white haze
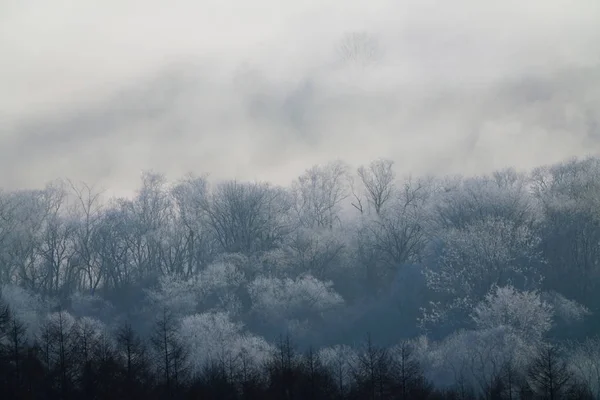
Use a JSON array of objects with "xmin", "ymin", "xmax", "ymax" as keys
[{"xmin": 1, "ymin": 0, "xmax": 599, "ymax": 197}]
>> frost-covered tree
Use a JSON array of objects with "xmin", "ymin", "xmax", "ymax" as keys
[
  {"xmin": 472, "ymin": 285, "xmax": 553, "ymax": 343},
  {"xmin": 434, "ymin": 171, "xmax": 537, "ymax": 230},
  {"xmin": 319, "ymin": 344, "xmax": 358, "ymax": 398},
  {"xmin": 205, "ymin": 181, "xmax": 292, "ymax": 255},
  {"xmin": 119, "ymin": 171, "xmax": 175, "ymax": 283},
  {"xmin": 356, "ymin": 158, "xmax": 396, "ymax": 215},
  {"xmin": 67, "ymin": 180, "xmax": 105, "ymax": 293},
  {"xmin": 568, "ymin": 337, "xmax": 600, "ymax": 398},
  {"xmin": 248, "ymin": 274, "xmax": 344, "ymax": 336},
  {"xmin": 423, "ymin": 216, "xmax": 544, "ymax": 327},
  {"xmin": 170, "ymin": 174, "xmax": 214, "ymax": 275},
  {"xmin": 531, "ymin": 157, "xmax": 600, "ymax": 306},
  {"xmin": 196, "ymin": 261, "xmax": 245, "ymax": 315},
  {"xmin": 179, "ymin": 311, "xmax": 272, "ymax": 379},
  {"xmin": 286, "ymin": 226, "xmax": 348, "ymax": 280},
  {"xmin": 292, "ymin": 161, "xmax": 349, "ymax": 230},
  {"xmin": 146, "ymin": 273, "xmax": 197, "ymax": 316}
]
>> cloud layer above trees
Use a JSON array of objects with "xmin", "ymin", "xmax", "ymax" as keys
[{"xmin": 1, "ymin": 0, "xmax": 599, "ymax": 197}]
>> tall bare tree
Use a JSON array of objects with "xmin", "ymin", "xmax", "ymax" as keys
[
  {"xmin": 357, "ymin": 158, "xmax": 396, "ymax": 215},
  {"xmin": 292, "ymin": 161, "xmax": 349, "ymax": 230}
]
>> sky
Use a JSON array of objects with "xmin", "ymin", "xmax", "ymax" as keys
[{"xmin": 1, "ymin": 0, "xmax": 599, "ymax": 198}]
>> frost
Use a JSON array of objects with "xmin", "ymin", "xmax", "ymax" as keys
[
  {"xmin": 179, "ymin": 311, "xmax": 272, "ymax": 377},
  {"xmin": 541, "ymin": 291, "xmax": 590, "ymax": 323},
  {"xmin": 472, "ymin": 285, "xmax": 553, "ymax": 341},
  {"xmin": 248, "ymin": 274, "xmax": 344, "ymax": 321}
]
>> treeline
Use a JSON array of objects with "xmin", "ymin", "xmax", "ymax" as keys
[
  {"xmin": 1, "ymin": 156, "xmax": 600, "ymax": 398},
  {"xmin": 0, "ymin": 301, "xmax": 595, "ymax": 399}
]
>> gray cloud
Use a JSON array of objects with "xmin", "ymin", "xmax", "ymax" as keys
[{"xmin": 1, "ymin": 0, "xmax": 599, "ymax": 197}]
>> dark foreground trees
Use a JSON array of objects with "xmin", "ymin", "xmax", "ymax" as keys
[{"xmin": 4, "ymin": 312, "xmax": 595, "ymax": 400}]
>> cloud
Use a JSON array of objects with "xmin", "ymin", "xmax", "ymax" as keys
[{"xmin": 1, "ymin": 0, "xmax": 599, "ymax": 197}]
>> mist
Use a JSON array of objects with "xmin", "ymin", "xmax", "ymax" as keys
[{"xmin": 2, "ymin": 0, "xmax": 600, "ymax": 197}]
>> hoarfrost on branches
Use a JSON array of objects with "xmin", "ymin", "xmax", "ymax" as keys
[{"xmin": 472, "ymin": 285, "xmax": 553, "ymax": 342}]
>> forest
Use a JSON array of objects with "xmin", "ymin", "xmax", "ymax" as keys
[{"xmin": 1, "ymin": 155, "xmax": 599, "ymax": 399}]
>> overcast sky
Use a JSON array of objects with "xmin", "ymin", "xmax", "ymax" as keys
[{"xmin": 1, "ymin": 0, "xmax": 599, "ymax": 197}]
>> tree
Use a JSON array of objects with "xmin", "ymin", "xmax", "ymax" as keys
[
  {"xmin": 568, "ymin": 337, "xmax": 600, "ymax": 398},
  {"xmin": 531, "ymin": 157, "xmax": 600, "ymax": 307},
  {"xmin": 423, "ymin": 216, "xmax": 544, "ymax": 328},
  {"xmin": 390, "ymin": 340, "xmax": 430, "ymax": 400},
  {"xmin": 39, "ymin": 310, "xmax": 79, "ymax": 398},
  {"xmin": 434, "ymin": 171, "xmax": 536, "ymax": 231},
  {"xmin": 179, "ymin": 311, "xmax": 243, "ymax": 378},
  {"xmin": 292, "ymin": 161, "xmax": 349, "ymax": 230},
  {"xmin": 5, "ymin": 314, "xmax": 28, "ymax": 391},
  {"xmin": 116, "ymin": 322, "xmax": 150, "ymax": 397},
  {"xmin": 356, "ymin": 176, "xmax": 430, "ymax": 292},
  {"xmin": 67, "ymin": 180, "xmax": 105, "ymax": 293},
  {"xmin": 90, "ymin": 204, "xmax": 131, "ymax": 293},
  {"xmin": 0, "ymin": 300, "xmax": 28, "ymax": 395},
  {"xmin": 145, "ymin": 273, "xmax": 197, "ymax": 316},
  {"xmin": 127, "ymin": 171, "xmax": 176, "ymax": 281},
  {"xmin": 247, "ymin": 274, "xmax": 344, "ymax": 336},
  {"xmin": 205, "ymin": 181, "xmax": 292, "ymax": 255},
  {"xmin": 356, "ymin": 158, "xmax": 396, "ymax": 215},
  {"xmin": 266, "ymin": 334, "xmax": 301, "ymax": 400},
  {"xmin": 286, "ymin": 226, "xmax": 348, "ymax": 280},
  {"xmin": 0, "ymin": 295, "xmax": 9, "ymax": 338},
  {"xmin": 298, "ymin": 347, "xmax": 336, "ymax": 400},
  {"xmin": 319, "ymin": 344, "xmax": 357, "ymax": 399},
  {"xmin": 171, "ymin": 174, "xmax": 214, "ymax": 276},
  {"xmin": 349, "ymin": 334, "xmax": 394, "ymax": 400},
  {"xmin": 472, "ymin": 285, "xmax": 553, "ymax": 344},
  {"xmin": 150, "ymin": 308, "xmax": 188, "ymax": 396},
  {"xmin": 526, "ymin": 344, "xmax": 573, "ymax": 400}
]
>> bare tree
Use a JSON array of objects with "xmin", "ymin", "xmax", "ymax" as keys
[
  {"xmin": 527, "ymin": 344, "xmax": 572, "ymax": 400},
  {"xmin": 205, "ymin": 181, "xmax": 292, "ymax": 255},
  {"xmin": 150, "ymin": 308, "xmax": 188, "ymax": 396},
  {"xmin": 171, "ymin": 175, "xmax": 214, "ymax": 276},
  {"xmin": 292, "ymin": 161, "xmax": 349, "ymax": 230},
  {"xmin": 39, "ymin": 311, "xmax": 79, "ymax": 398},
  {"xmin": 357, "ymin": 158, "xmax": 396, "ymax": 215},
  {"xmin": 350, "ymin": 334, "xmax": 394, "ymax": 400},
  {"xmin": 392, "ymin": 340, "xmax": 427, "ymax": 400},
  {"xmin": 67, "ymin": 180, "xmax": 105, "ymax": 293}
]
